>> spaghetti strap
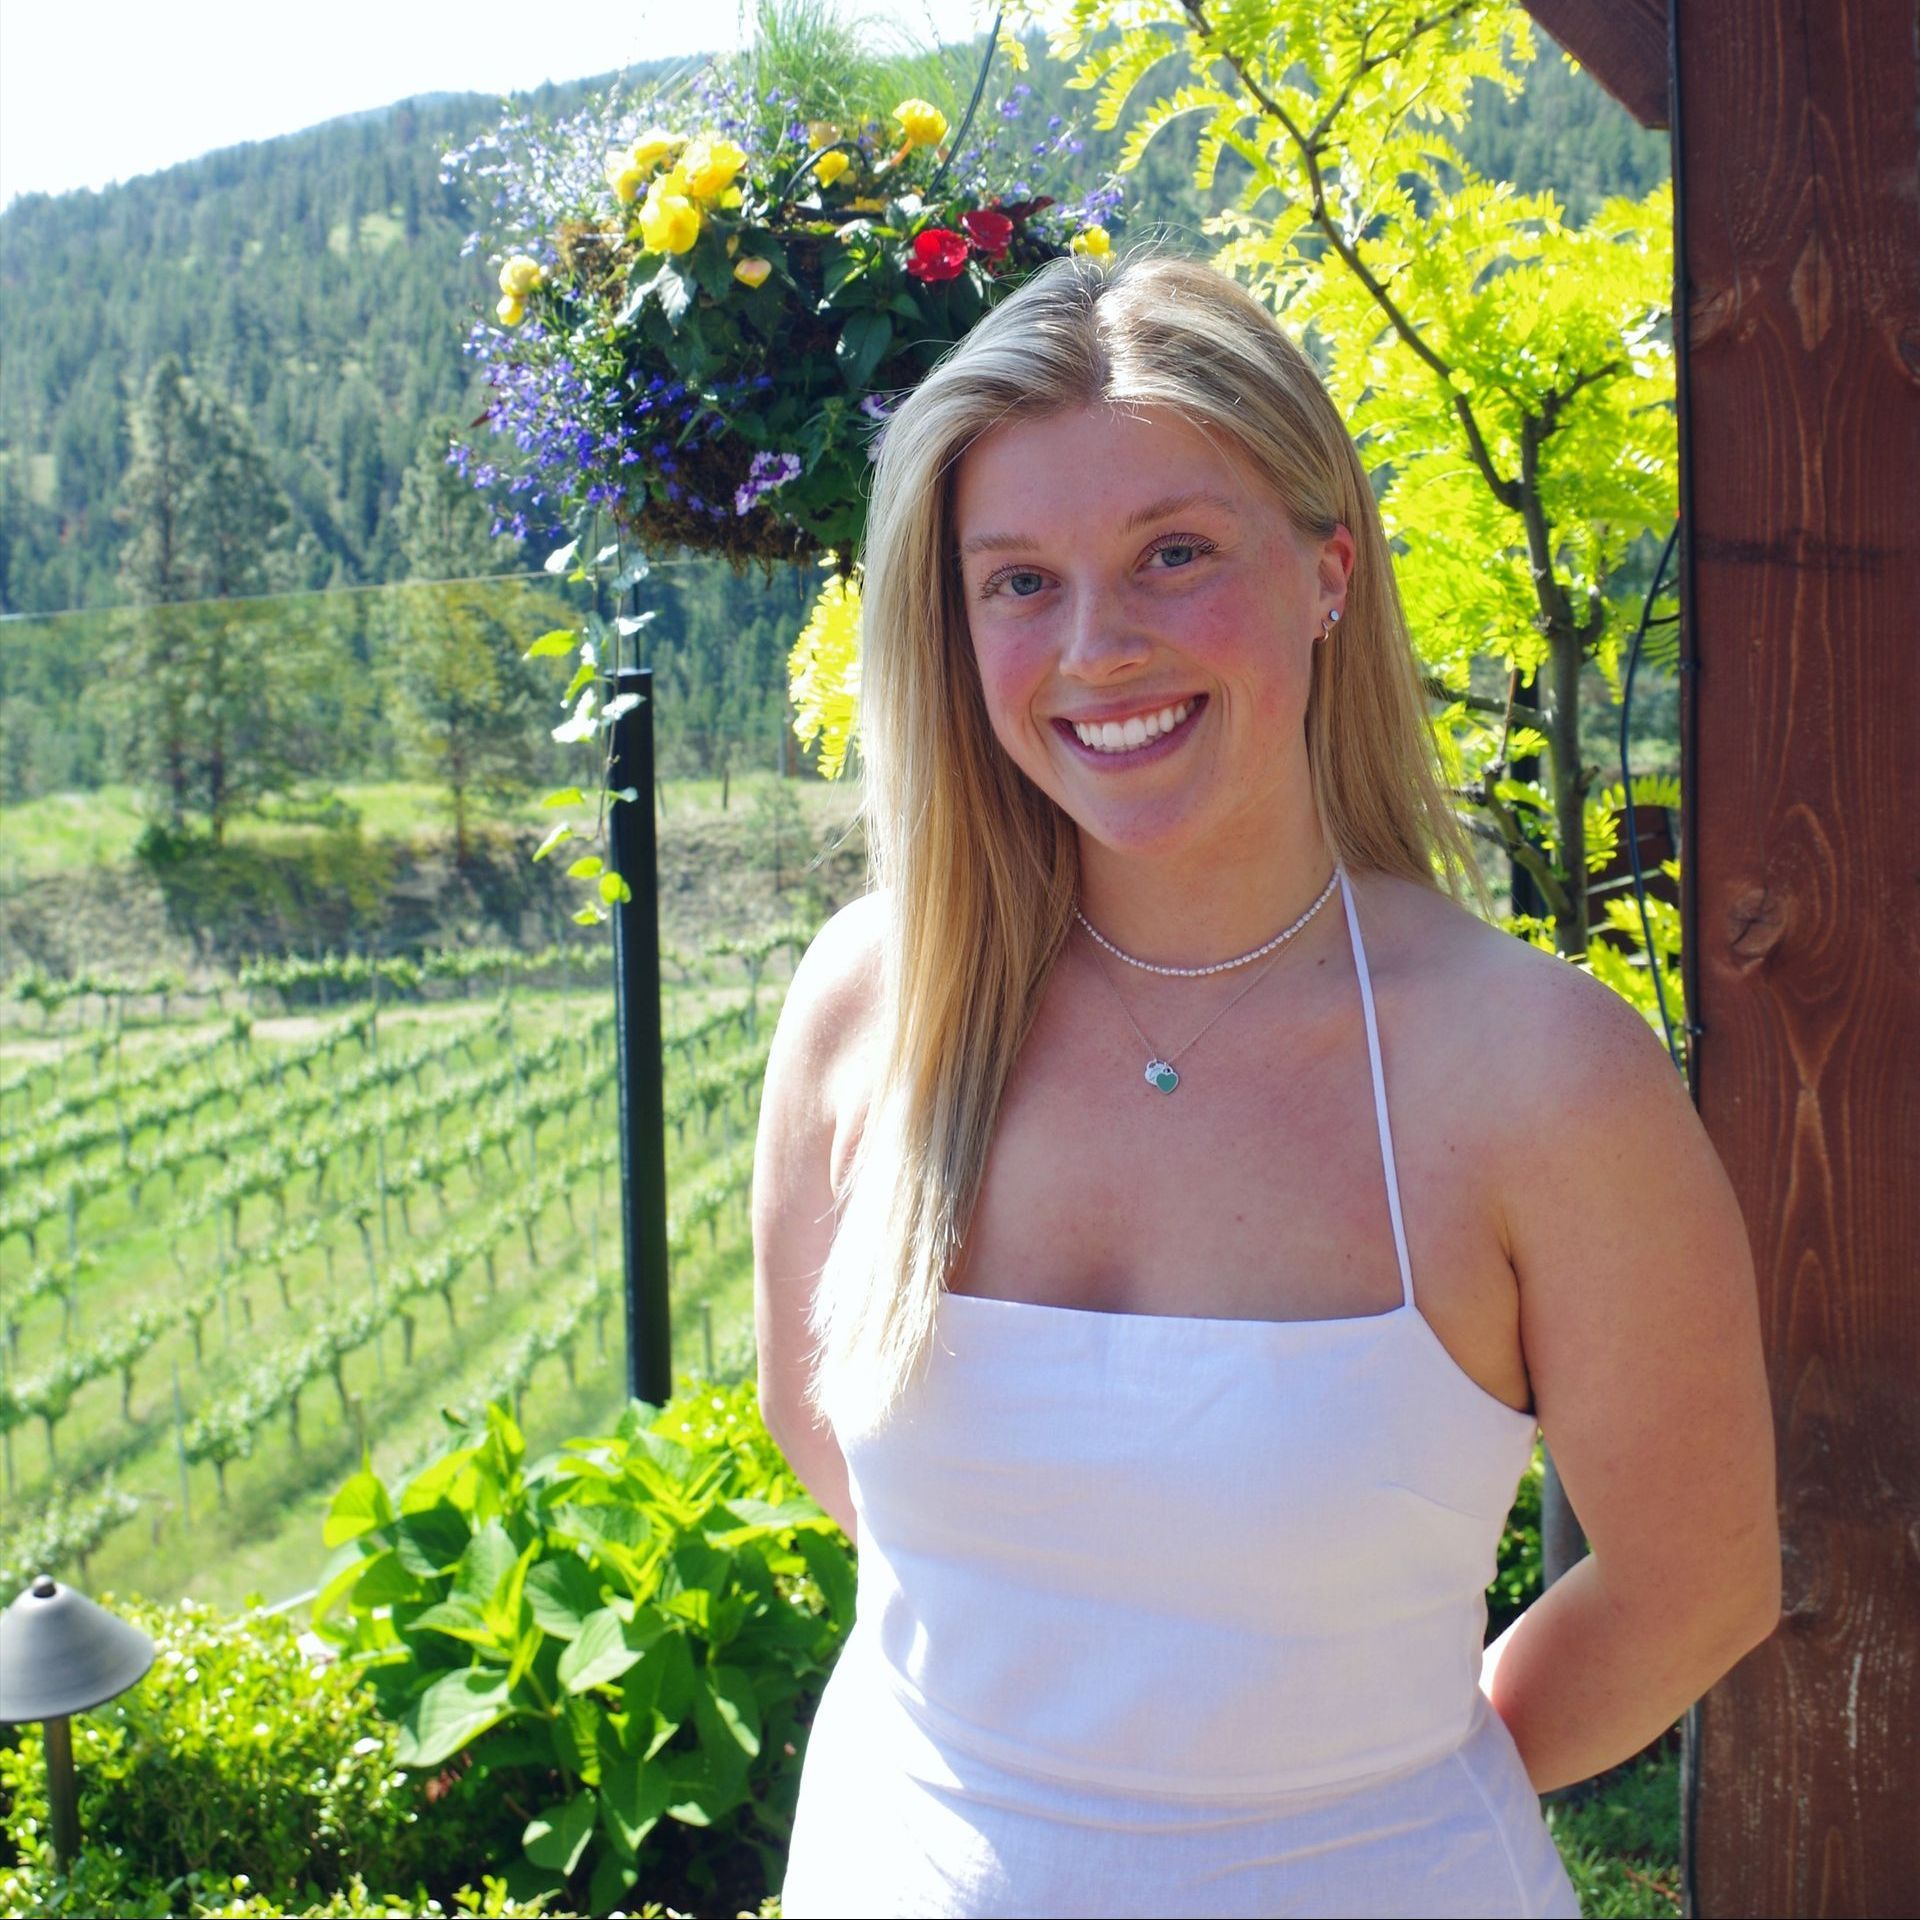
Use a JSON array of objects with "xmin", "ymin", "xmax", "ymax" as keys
[{"xmin": 1337, "ymin": 861, "xmax": 1416, "ymax": 1313}]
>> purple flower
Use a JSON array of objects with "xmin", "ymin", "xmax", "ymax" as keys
[{"xmin": 733, "ymin": 449, "xmax": 802, "ymax": 515}]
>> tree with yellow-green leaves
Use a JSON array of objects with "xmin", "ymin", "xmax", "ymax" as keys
[{"xmin": 1042, "ymin": 0, "xmax": 1675, "ymax": 960}]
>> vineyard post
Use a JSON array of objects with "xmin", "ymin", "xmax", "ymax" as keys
[
  {"xmin": 1, "ymin": 1338, "xmax": 12, "ymax": 1500},
  {"xmin": 609, "ymin": 665, "xmax": 671, "ymax": 1406},
  {"xmin": 170, "ymin": 1357, "xmax": 191, "ymax": 1525}
]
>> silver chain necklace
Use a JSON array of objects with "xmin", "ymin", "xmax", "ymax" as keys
[
  {"xmin": 1073, "ymin": 864, "xmax": 1341, "ymax": 976},
  {"xmin": 1076, "ymin": 867, "xmax": 1341, "ymax": 1093}
]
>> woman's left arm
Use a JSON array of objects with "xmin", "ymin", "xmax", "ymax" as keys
[{"xmin": 1479, "ymin": 964, "xmax": 1782, "ymax": 1796}]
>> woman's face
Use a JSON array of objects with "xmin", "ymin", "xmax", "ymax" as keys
[{"xmin": 951, "ymin": 403, "xmax": 1354, "ymax": 866}]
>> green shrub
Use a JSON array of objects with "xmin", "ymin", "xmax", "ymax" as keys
[
  {"xmin": 1488, "ymin": 1442, "xmax": 1545, "ymax": 1642},
  {"xmin": 311, "ymin": 1382, "xmax": 852, "ymax": 1919},
  {"xmin": 0, "ymin": 1593, "xmax": 556, "ymax": 1917}
]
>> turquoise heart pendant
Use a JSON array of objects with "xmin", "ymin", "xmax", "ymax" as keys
[{"xmin": 1145, "ymin": 1060, "xmax": 1180, "ymax": 1094}]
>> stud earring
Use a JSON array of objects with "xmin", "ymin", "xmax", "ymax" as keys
[{"xmin": 1318, "ymin": 607, "xmax": 1342, "ymax": 643}]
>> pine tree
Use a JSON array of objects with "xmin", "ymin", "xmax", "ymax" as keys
[
  {"xmin": 376, "ymin": 421, "xmax": 542, "ymax": 862},
  {"xmin": 115, "ymin": 361, "xmax": 328, "ymax": 839}
]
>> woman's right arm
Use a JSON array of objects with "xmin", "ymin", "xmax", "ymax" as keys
[{"xmin": 751, "ymin": 894, "xmax": 885, "ymax": 1548}]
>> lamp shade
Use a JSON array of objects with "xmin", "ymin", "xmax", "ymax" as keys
[{"xmin": 0, "ymin": 1574, "xmax": 155, "ymax": 1723}]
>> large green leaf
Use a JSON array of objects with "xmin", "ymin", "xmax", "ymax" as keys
[
  {"xmin": 558, "ymin": 1605, "xmax": 667, "ymax": 1694},
  {"xmin": 395, "ymin": 1669, "xmax": 514, "ymax": 1769},
  {"xmin": 834, "ymin": 310, "xmax": 893, "ymax": 392},
  {"xmin": 523, "ymin": 1790, "xmax": 597, "ymax": 1875},
  {"xmin": 525, "ymin": 1552, "xmax": 604, "ymax": 1641},
  {"xmin": 406, "ymin": 1597, "xmax": 497, "ymax": 1651},
  {"xmin": 659, "ymin": 1747, "xmax": 748, "ymax": 1826},
  {"xmin": 395, "ymin": 1502, "xmax": 473, "ymax": 1579},
  {"xmin": 597, "ymin": 1750, "xmax": 673, "ymax": 1855},
  {"xmin": 696, "ymin": 1662, "xmax": 762, "ymax": 1759},
  {"xmin": 795, "ymin": 1528, "xmax": 856, "ymax": 1628},
  {"xmin": 452, "ymin": 1519, "xmax": 521, "ymax": 1612},
  {"xmin": 401, "ymin": 1445, "xmax": 482, "ymax": 1517},
  {"xmin": 353, "ymin": 1548, "xmax": 427, "ymax": 1609},
  {"xmin": 310, "ymin": 1540, "xmax": 372, "ymax": 1623},
  {"xmin": 322, "ymin": 1467, "xmax": 393, "ymax": 1548},
  {"xmin": 590, "ymin": 1844, "xmax": 637, "ymax": 1916}
]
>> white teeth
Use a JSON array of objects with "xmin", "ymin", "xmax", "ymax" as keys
[{"xmin": 1071, "ymin": 699, "xmax": 1196, "ymax": 753}]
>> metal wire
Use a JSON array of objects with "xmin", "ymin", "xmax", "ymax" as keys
[{"xmin": 1619, "ymin": 518, "xmax": 1684, "ymax": 1075}]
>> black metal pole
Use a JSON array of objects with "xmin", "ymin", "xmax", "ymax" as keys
[{"xmin": 608, "ymin": 665, "xmax": 671, "ymax": 1406}]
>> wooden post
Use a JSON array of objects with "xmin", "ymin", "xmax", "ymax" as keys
[{"xmin": 1668, "ymin": 0, "xmax": 1920, "ymax": 1911}]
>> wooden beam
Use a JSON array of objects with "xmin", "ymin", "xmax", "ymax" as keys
[
  {"xmin": 1672, "ymin": 0, "xmax": 1920, "ymax": 1912},
  {"xmin": 1520, "ymin": 0, "xmax": 1669, "ymax": 128}
]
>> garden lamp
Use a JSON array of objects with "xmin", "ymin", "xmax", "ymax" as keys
[{"xmin": 0, "ymin": 1572, "xmax": 155, "ymax": 1867}]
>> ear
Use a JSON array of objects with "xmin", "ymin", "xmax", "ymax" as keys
[{"xmin": 1318, "ymin": 522, "xmax": 1356, "ymax": 607}]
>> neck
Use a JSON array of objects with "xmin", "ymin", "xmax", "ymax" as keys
[{"xmin": 1074, "ymin": 815, "xmax": 1342, "ymax": 974}]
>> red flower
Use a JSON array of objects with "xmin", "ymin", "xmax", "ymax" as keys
[
  {"xmin": 906, "ymin": 227, "xmax": 971, "ymax": 282},
  {"xmin": 960, "ymin": 208, "xmax": 1015, "ymax": 257}
]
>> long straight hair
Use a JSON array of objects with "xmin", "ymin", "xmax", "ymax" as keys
[{"xmin": 803, "ymin": 246, "xmax": 1485, "ymax": 1438}]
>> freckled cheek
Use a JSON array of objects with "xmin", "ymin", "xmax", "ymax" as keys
[
  {"xmin": 1180, "ymin": 599, "xmax": 1300, "ymax": 718},
  {"xmin": 970, "ymin": 629, "xmax": 1056, "ymax": 749}
]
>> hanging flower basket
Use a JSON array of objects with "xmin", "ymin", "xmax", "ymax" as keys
[{"xmin": 447, "ymin": 32, "xmax": 1123, "ymax": 576}]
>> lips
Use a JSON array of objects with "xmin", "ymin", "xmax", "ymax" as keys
[{"xmin": 1052, "ymin": 693, "xmax": 1207, "ymax": 762}]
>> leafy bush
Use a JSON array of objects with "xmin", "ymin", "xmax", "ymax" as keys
[
  {"xmin": 0, "ymin": 1592, "xmax": 556, "ymax": 1918},
  {"xmin": 311, "ymin": 1383, "xmax": 852, "ymax": 1918},
  {"xmin": 1488, "ymin": 1440, "xmax": 1545, "ymax": 1642}
]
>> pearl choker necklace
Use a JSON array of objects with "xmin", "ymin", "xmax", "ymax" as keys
[{"xmin": 1073, "ymin": 865, "xmax": 1342, "ymax": 977}]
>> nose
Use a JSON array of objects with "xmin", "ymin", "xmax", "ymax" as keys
[{"xmin": 1056, "ymin": 585, "xmax": 1153, "ymax": 683}]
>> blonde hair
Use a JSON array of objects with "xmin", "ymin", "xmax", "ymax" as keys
[{"xmin": 804, "ymin": 244, "xmax": 1485, "ymax": 1437}]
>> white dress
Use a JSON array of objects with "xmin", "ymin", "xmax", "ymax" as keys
[{"xmin": 781, "ymin": 864, "xmax": 1582, "ymax": 1918}]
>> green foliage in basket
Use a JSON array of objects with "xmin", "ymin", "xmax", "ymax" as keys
[{"xmin": 447, "ymin": 8, "xmax": 1121, "ymax": 570}]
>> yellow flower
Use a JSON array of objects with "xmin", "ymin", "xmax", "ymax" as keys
[
  {"xmin": 629, "ymin": 127, "xmax": 687, "ymax": 173},
  {"xmin": 496, "ymin": 293, "xmax": 525, "ymax": 326},
  {"xmin": 606, "ymin": 155, "xmax": 648, "ymax": 204},
  {"xmin": 814, "ymin": 150, "xmax": 851, "ymax": 188},
  {"xmin": 639, "ymin": 182, "xmax": 701, "ymax": 255},
  {"xmin": 497, "ymin": 254, "xmax": 543, "ymax": 297},
  {"xmin": 733, "ymin": 255, "xmax": 773, "ymax": 288},
  {"xmin": 1069, "ymin": 225, "xmax": 1112, "ymax": 260},
  {"xmin": 806, "ymin": 120, "xmax": 841, "ymax": 149},
  {"xmin": 789, "ymin": 564, "xmax": 863, "ymax": 780},
  {"xmin": 892, "ymin": 98, "xmax": 948, "ymax": 148},
  {"xmin": 677, "ymin": 135, "xmax": 748, "ymax": 202},
  {"xmin": 846, "ymin": 196, "xmax": 888, "ymax": 213}
]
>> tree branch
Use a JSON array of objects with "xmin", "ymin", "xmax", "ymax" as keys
[{"xmin": 1179, "ymin": 0, "xmax": 1519, "ymax": 510}]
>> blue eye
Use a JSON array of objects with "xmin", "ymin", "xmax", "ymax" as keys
[{"xmin": 978, "ymin": 534, "xmax": 1215, "ymax": 600}]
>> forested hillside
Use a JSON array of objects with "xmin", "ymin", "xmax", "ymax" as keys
[{"xmin": 0, "ymin": 34, "xmax": 1664, "ymax": 618}]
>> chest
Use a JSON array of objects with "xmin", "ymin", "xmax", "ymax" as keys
[{"xmin": 948, "ymin": 949, "xmax": 1534, "ymax": 1416}]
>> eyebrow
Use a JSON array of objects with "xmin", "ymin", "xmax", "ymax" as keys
[{"xmin": 957, "ymin": 488, "xmax": 1242, "ymax": 559}]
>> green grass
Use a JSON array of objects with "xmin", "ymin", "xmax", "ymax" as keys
[
  {"xmin": 0, "ymin": 773, "xmax": 862, "ymax": 886},
  {"xmin": 0, "ymin": 784, "xmax": 150, "ymax": 876},
  {"xmin": 0, "ymin": 969, "xmax": 783, "ymax": 1614},
  {"xmin": 1548, "ymin": 1739, "xmax": 1684, "ymax": 1916}
]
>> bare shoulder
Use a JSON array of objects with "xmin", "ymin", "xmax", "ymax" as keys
[
  {"xmin": 757, "ymin": 891, "xmax": 888, "ymax": 1197},
  {"xmin": 753, "ymin": 892, "xmax": 889, "ymax": 1433},
  {"xmin": 1361, "ymin": 871, "xmax": 1778, "ymax": 1635},
  {"xmin": 770, "ymin": 891, "xmax": 887, "ymax": 1113},
  {"xmin": 1354, "ymin": 865, "xmax": 1674, "ymax": 1107}
]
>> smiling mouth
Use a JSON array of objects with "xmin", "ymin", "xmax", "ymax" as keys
[{"xmin": 1055, "ymin": 695, "xmax": 1205, "ymax": 756}]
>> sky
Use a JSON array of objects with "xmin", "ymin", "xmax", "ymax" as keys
[{"xmin": 0, "ymin": 0, "xmax": 1003, "ymax": 208}]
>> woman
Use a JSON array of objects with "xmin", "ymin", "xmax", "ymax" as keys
[{"xmin": 752, "ymin": 248, "xmax": 1779, "ymax": 1919}]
